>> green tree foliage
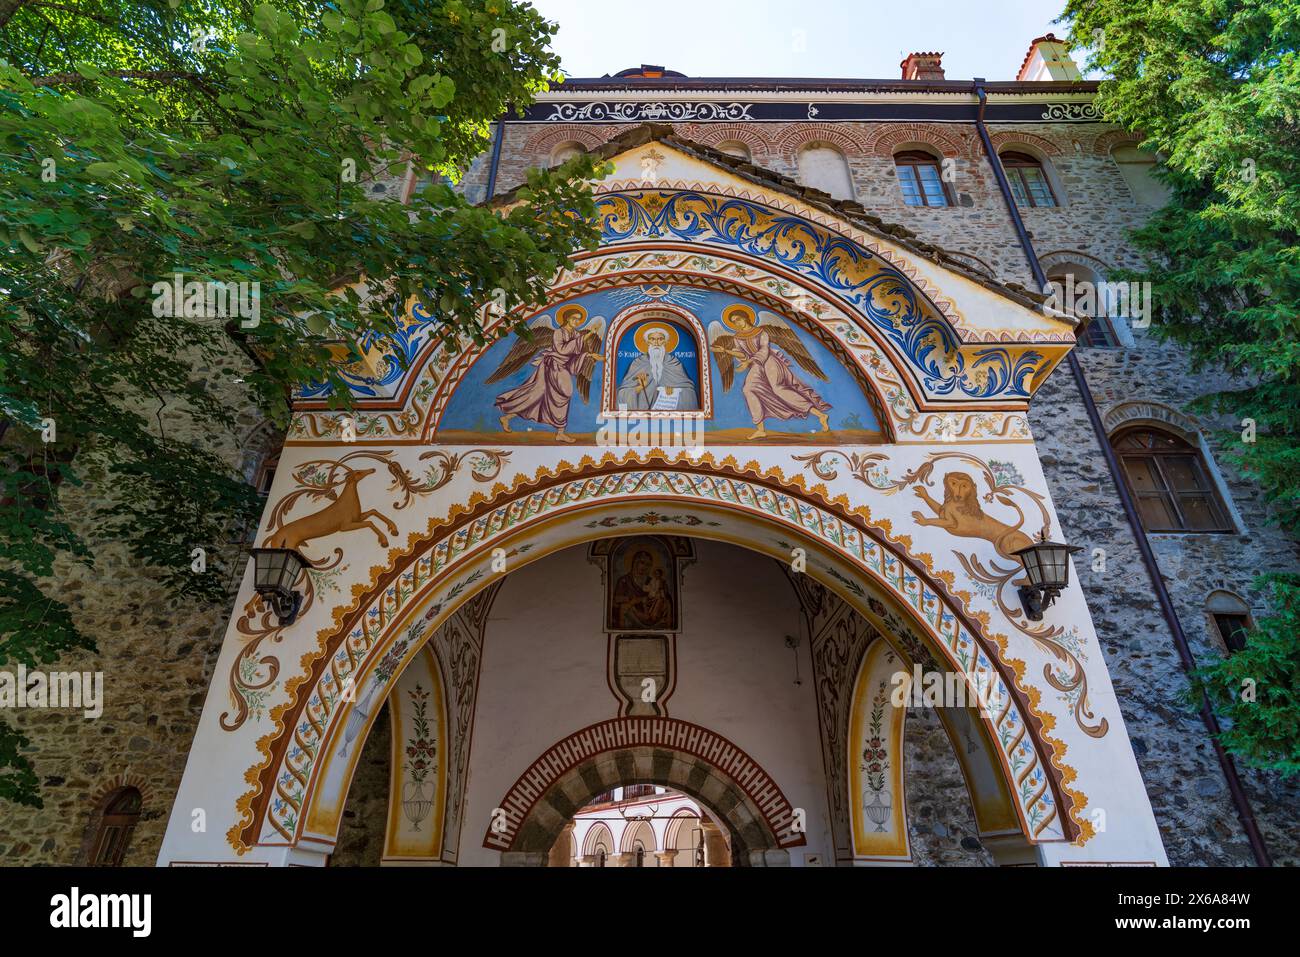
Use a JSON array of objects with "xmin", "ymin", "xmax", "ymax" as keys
[
  {"xmin": 1062, "ymin": 0, "xmax": 1300, "ymax": 773},
  {"xmin": 0, "ymin": 0, "xmax": 608, "ymax": 805}
]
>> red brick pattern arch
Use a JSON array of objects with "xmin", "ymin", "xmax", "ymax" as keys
[
  {"xmin": 1091, "ymin": 129, "xmax": 1145, "ymax": 156},
  {"xmin": 988, "ymin": 130, "xmax": 1064, "ymax": 157},
  {"xmin": 483, "ymin": 717, "xmax": 805, "ymax": 861},
  {"xmin": 865, "ymin": 123, "xmax": 971, "ymax": 159},
  {"xmin": 675, "ymin": 122, "xmax": 774, "ymax": 158},
  {"xmin": 521, "ymin": 124, "xmax": 623, "ymax": 156},
  {"xmin": 773, "ymin": 123, "xmax": 871, "ymax": 163}
]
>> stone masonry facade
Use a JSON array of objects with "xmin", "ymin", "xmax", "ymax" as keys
[{"xmin": 5, "ymin": 67, "xmax": 1297, "ymax": 867}]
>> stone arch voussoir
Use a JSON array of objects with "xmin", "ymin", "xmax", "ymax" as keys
[
  {"xmin": 866, "ymin": 123, "xmax": 970, "ymax": 159},
  {"xmin": 676, "ymin": 122, "xmax": 773, "ymax": 157},
  {"xmin": 490, "ymin": 720, "xmax": 798, "ymax": 864},
  {"xmin": 989, "ymin": 130, "xmax": 1064, "ymax": 158}
]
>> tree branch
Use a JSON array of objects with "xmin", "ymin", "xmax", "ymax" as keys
[
  {"xmin": 29, "ymin": 69, "xmax": 200, "ymax": 87},
  {"xmin": 0, "ymin": 0, "xmax": 34, "ymax": 29}
]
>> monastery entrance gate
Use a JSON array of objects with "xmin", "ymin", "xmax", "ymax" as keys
[{"xmin": 159, "ymin": 128, "xmax": 1167, "ymax": 867}]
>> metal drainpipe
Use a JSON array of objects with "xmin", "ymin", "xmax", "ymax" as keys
[
  {"xmin": 971, "ymin": 79, "xmax": 1272, "ymax": 866},
  {"xmin": 485, "ymin": 115, "xmax": 506, "ymax": 201}
]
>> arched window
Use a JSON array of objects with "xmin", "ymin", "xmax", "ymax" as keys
[
  {"xmin": 798, "ymin": 143, "xmax": 854, "ymax": 201},
  {"xmin": 1112, "ymin": 145, "xmax": 1170, "ymax": 206},
  {"xmin": 1045, "ymin": 264, "xmax": 1117, "ymax": 347},
  {"xmin": 596, "ymin": 847, "xmax": 607, "ymax": 867},
  {"xmin": 1001, "ymin": 151, "xmax": 1057, "ymax": 208},
  {"xmin": 1113, "ymin": 428, "xmax": 1233, "ymax": 532},
  {"xmin": 408, "ymin": 166, "xmax": 450, "ymax": 200},
  {"xmin": 715, "ymin": 140, "xmax": 751, "ymax": 161},
  {"xmin": 1206, "ymin": 591, "xmax": 1254, "ymax": 653},
  {"xmin": 894, "ymin": 150, "xmax": 951, "ymax": 207},
  {"xmin": 549, "ymin": 142, "xmax": 584, "ymax": 168},
  {"xmin": 634, "ymin": 842, "xmax": 645, "ymax": 867},
  {"xmin": 86, "ymin": 787, "xmax": 142, "ymax": 867}
]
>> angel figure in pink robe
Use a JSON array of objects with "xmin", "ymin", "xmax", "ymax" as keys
[
  {"xmin": 487, "ymin": 304, "xmax": 605, "ymax": 443},
  {"xmin": 709, "ymin": 304, "xmax": 831, "ymax": 439}
]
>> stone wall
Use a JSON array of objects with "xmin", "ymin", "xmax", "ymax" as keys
[
  {"xmin": 904, "ymin": 707, "xmax": 996, "ymax": 867},
  {"xmin": 329, "ymin": 702, "xmax": 390, "ymax": 867},
  {"xmin": 0, "ymin": 340, "xmax": 266, "ymax": 866}
]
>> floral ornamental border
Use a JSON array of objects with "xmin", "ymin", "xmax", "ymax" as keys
[
  {"xmin": 227, "ymin": 451, "xmax": 1088, "ymax": 853},
  {"xmin": 593, "ymin": 189, "xmax": 1056, "ymax": 401},
  {"xmin": 588, "ymin": 179, "xmax": 1075, "ymax": 347}
]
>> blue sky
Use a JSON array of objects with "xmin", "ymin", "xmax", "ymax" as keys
[{"xmin": 529, "ymin": 0, "xmax": 1086, "ymax": 81}]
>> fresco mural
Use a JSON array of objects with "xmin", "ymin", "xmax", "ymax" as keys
[
  {"xmin": 436, "ymin": 286, "xmax": 883, "ymax": 444},
  {"xmin": 612, "ymin": 316, "xmax": 702, "ymax": 413}
]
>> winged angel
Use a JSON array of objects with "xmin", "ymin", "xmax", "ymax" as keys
[
  {"xmin": 487, "ymin": 303, "xmax": 606, "ymax": 443},
  {"xmin": 708, "ymin": 304, "xmax": 831, "ymax": 439}
]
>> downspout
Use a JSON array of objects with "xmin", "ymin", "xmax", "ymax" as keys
[
  {"xmin": 972, "ymin": 79, "xmax": 1272, "ymax": 867},
  {"xmin": 485, "ymin": 115, "xmax": 506, "ymax": 201}
]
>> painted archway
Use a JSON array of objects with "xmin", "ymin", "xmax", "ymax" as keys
[
  {"xmin": 226, "ymin": 454, "xmax": 1080, "ymax": 857},
  {"xmin": 160, "ymin": 127, "xmax": 1168, "ymax": 868}
]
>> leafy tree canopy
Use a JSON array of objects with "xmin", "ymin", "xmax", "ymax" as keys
[{"xmin": 0, "ymin": 0, "xmax": 608, "ymax": 805}]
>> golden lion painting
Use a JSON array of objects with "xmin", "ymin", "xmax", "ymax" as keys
[{"xmin": 911, "ymin": 471, "xmax": 1033, "ymax": 564}]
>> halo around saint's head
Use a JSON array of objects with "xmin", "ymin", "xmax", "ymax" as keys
[
  {"xmin": 720, "ymin": 303, "xmax": 757, "ymax": 331},
  {"xmin": 556, "ymin": 303, "xmax": 588, "ymax": 327},
  {"xmin": 633, "ymin": 321, "xmax": 680, "ymax": 353}
]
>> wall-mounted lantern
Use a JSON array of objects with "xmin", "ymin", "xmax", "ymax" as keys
[
  {"xmin": 1013, "ymin": 535, "xmax": 1081, "ymax": 621},
  {"xmin": 249, "ymin": 547, "xmax": 308, "ymax": 625}
]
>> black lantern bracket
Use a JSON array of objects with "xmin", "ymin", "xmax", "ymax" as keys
[
  {"xmin": 249, "ymin": 547, "xmax": 309, "ymax": 626},
  {"xmin": 1012, "ymin": 535, "xmax": 1082, "ymax": 622}
]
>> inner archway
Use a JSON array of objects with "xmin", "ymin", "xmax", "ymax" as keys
[
  {"xmin": 561, "ymin": 787, "xmax": 728, "ymax": 868},
  {"xmin": 487, "ymin": 716, "xmax": 802, "ymax": 867}
]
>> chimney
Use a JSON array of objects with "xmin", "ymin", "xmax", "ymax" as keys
[
  {"xmin": 900, "ymin": 51, "xmax": 945, "ymax": 81},
  {"xmin": 1016, "ymin": 34, "xmax": 1082, "ymax": 81}
]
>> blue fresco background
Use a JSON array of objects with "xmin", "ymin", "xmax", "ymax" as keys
[{"xmin": 437, "ymin": 286, "xmax": 881, "ymax": 436}]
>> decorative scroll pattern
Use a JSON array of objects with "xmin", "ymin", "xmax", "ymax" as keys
[
  {"xmin": 223, "ymin": 449, "xmax": 509, "ymax": 732},
  {"xmin": 796, "ymin": 449, "xmax": 1108, "ymax": 738},
  {"xmin": 546, "ymin": 101, "xmax": 756, "ymax": 123},
  {"xmin": 1041, "ymin": 103, "xmax": 1101, "ymax": 121},
  {"xmin": 593, "ymin": 190, "xmax": 1048, "ymax": 399},
  {"xmin": 231, "ymin": 455, "xmax": 1082, "ymax": 852}
]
